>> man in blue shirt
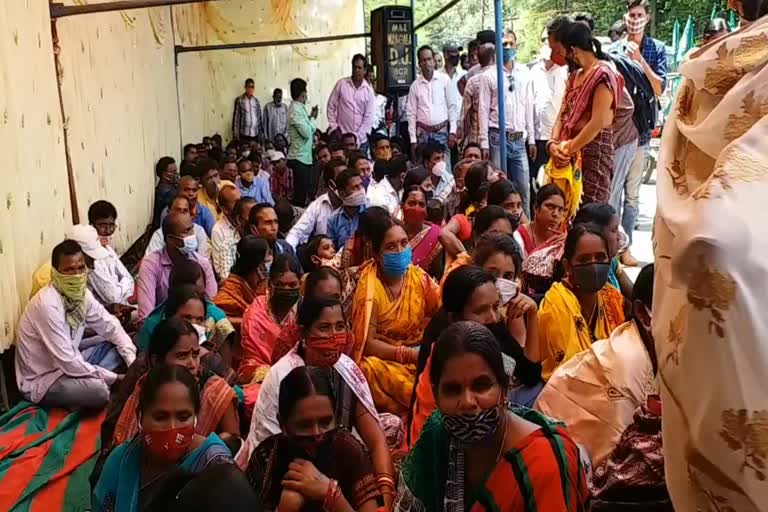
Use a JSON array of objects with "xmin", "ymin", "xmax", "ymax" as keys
[
  {"xmin": 235, "ymin": 158, "xmax": 274, "ymax": 205},
  {"xmin": 160, "ymin": 175, "xmax": 215, "ymax": 237},
  {"xmin": 327, "ymin": 169, "xmax": 367, "ymax": 250},
  {"xmin": 618, "ymin": 0, "xmax": 667, "ymax": 266}
]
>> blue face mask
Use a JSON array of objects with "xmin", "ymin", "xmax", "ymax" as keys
[
  {"xmin": 381, "ymin": 246, "xmax": 412, "ymax": 278},
  {"xmin": 503, "ymin": 47, "xmax": 517, "ymax": 63}
]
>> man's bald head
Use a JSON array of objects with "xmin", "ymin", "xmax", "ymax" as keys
[
  {"xmin": 163, "ymin": 211, "xmax": 193, "ymax": 241},
  {"xmin": 218, "ymin": 184, "xmax": 241, "ymax": 217},
  {"xmin": 478, "ymin": 43, "xmax": 496, "ymax": 67}
]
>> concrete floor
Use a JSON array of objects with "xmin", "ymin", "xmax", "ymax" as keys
[{"xmin": 624, "ymin": 173, "xmax": 656, "ymax": 281}]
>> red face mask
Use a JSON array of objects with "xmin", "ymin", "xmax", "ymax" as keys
[
  {"xmin": 402, "ymin": 206, "xmax": 427, "ymax": 225},
  {"xmin": 551, "ymin": 51, "xmax": 567, "ymax": 67},
  {"xmin": 305, "ymin": 332, "xmax": 349, "ymax": 367},
  {"xmin": 142, "ymin": 424, "xmax": 195, "ymax": 462}
]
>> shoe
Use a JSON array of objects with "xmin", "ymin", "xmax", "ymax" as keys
[{"xmin": 620, "ymin": 249, "xmax": 639, "ymax": 267}]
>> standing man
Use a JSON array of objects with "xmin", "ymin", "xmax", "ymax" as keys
[
  {"xmin": 326, "ymin": 54, "xmax": 376, "ymax": 156},
  {"xmin": 437, "ymin": 44, "xmax": 465, "ymax": 166},
  {"xmin": 287, "ymin": 78, "xmax": 318, "ymax": 207},
  {"xmin": 477, "ymin": 43, "xmax": 535, "ymax": 213},
  {"xmin": 233, "ymin": 78, "xmax": 263, "ymax": 143},
  {"xmin": 263, "ymin": 88, "xmax": 289, "ymax": 144},
  {"xmin": 406, "ymin": 45, "xmax": 458, "ymax": 169},
  {"xmin": 618, "ymin": 0, "xmax": 667, "ymax": 266}
]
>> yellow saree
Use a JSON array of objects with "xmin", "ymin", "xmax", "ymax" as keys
[
  {"xmin": 351, "ymin": 262, "xmax": 440, "ymax": 415},
  {"xmin": 537, "ymin": 281, "xmax": 625, "ymax": 381}
]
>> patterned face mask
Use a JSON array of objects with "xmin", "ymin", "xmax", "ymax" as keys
[{"xmin": 443, "ymin": 404, "xmax": 501, "ymax": 444}]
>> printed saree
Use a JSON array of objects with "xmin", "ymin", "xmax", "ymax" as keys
[
  {"xmin": 135, "ymin": 299, "xmax": 235, "ymax": 352},
  {"xmin": 239, "ymin": 294, "xmax": 298, "ymax": 384},
  {"xmin": 410, "ymin": 223, "xmax": 443, "ymax": 274},
  {"xmin": 537, "ymin": 281, "xmax": 625, "ymax": 381},
  {"xmin": 213, "ymin": 274, "xmax": 257, "ymax": 318},
  {"xmin": 351, "ymin": 262, "xmax": 440, "ymax": 415}
]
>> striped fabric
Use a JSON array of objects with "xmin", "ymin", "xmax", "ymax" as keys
[{"xmin": 0, "ymin": 402, "xmax": 104, "ymax": 512}]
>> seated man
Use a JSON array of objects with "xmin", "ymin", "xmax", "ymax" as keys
[
  {"xmin": 327, "ymin": 169, "xmax": 366, "ymax": 250},
  {"xmin": 535, "ymin": 263, "xmax": 657, "ymax": 466},
  {"xmin": 137, "ymin": 211, "xmax": 217, "ymax": 320},
  {"xmin": 246, "ymin": 203, "xmax": 297, "ymax": 261},
  {"xmin": 15, "ymin": 240, "xmax": 136, "ymax": 409},
  {"xmin": 211, "ymin": 183, "xmax": 242, "ymax": 280},
  {"xmin": 145, "ymin": 195, "xmax": 210, "ymax": 258},
  {"xmin": 160, "ymin": 175, "xmax": 216, "ymax": 237}
]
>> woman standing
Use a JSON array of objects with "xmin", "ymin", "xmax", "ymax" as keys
[
  {"xmin": 397, "ymin": 322, "xmax": 589, "ymax": 511},
  {"xmin": 351, "ymin": 216, "xmax": 440, "ymax": 415},
  {"xmin": 213, "ymin": 236, "xmax": 272, "ymax": 320},
  {"xmin": 549, "ymin": 21, "xmax": 619, "ymax": 205},
  {"xmin": 401, "ymin": 185, "xmax": 443, "ymax": 278},
  {"xmin": 94, "ymin": 365, "xmax": 233, "ymax": 512}
]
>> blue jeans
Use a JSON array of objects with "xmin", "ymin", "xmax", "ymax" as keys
[
  {"xmin": 417, "ymin": 131, "xmax": 451, "ymax": 172},
  {"xmin": 508, "ymin": 381, "xmax": 545, "ymax": 408},
  {"xmin": 489, "ymin": 129, "xmax": 531, "ymax": 213},
  {"xmin": 608, "ymin": 139, "xmax": 639, "ymax": 216},
  {"xmin": 621, "ymin": 143, "xmax": 648, "ymax": 244}
]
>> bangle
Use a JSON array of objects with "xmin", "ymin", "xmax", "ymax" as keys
[
  {"xmin": 323, "ymin": 479, "xmax": 341, "ymax": 512},
  {"xmin": 376, "ymin": 474, "xmax": 396, "ymax": 491},
  {"xmin": 395, "ymin": 346, "xmax": 407, "ymax": 364}
]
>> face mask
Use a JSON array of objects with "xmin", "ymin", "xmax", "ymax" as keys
[
  {"xmin": 503, "ymin": 47, "xmax": 517, "ymax": 63},
  {"xmin": 447, "ymin": 55, "xmax": 460, "ymax": 66},
  {"xmin": 142, "ymin": 424, "xmax": 195, "ymax": 462},
  {"xmin": 241, "ymin": 150, "xmax": 251, "ymax": 158},
  {"xmin": 193, "ymin": 323, "xmax": 207, "ymax": 344},
  {"xmin": 551, "ymin": 52, "xmax": 567, "ymax": 67},
  {"xmin": 241, "ymin": 171, "xmax": 255, "ymax": 183},
  {"xmin": 381, "ymin": 246, "xmax": 412, "ymax": 278},
  {"xmin": 431, "ymin": 160, "xmax": 446, "ymax": 177},
  {"xmin": 402, "ymin": 206, "xmax": 427, "ymax": 226},
  {"xmin": 289, "ymin": 428, "xmax": 335, "ymax": 458},
  {"xmin": 540, "ymin": 45, "xmax": 552, "ymax": 61},
  {"xmin": 342, "ymin": 189, "xmax": 366, "ymax": 207},
  {"xmin": 571, "ymin": 262, "xmax": 611, "ymax": 293},
  {"xmin": 443, "ymin": 405, "xmax": 501, "ymax": 444},
  {"xmin": 496, "ymin": 278, "xmax": 518, "ymax": 306},
  {"xmin": 509, "ymin": 212, "xmax": 522, "ymax": 229},
  {"xmin": 179, "ymin": 235, "xmax": 198, "ymax": 256},
  {"xmin": 271, "ymin": 287, "xmax": 300, "ymax": 311},
  {"xmin": 305, "ymin": 332, "xmax": 349, "ymax": 367},
  {"xmin": 362, "ymin": 175, "xmax": 371, "ymax": 189},
  {"xmin": 51, "ymin": 268, "xmax": 87, "ymax": 302},
  {"xmin": 625, "ymin": 15, "xmax": 648, "ymax": 34},
  {"xmin": 98, "ymin": 235, "xmax": 113, "ymax": 248}
]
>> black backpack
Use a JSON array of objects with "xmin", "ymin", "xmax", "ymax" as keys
[{"xmin": 607, "ymin": 50, "xmax": 658, "ymax": 136}]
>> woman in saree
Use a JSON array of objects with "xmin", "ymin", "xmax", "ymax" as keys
[
  {"xmin": 239, "ymin": 253, "xmax": 302, "ymax": 385},
  {"xmin": 213, "ymin": 235, "xmax": 272, "ymax": 321},
  {"xmin": 137, "ymin": 260, "xmax": 235, "ymax": 353},
  {"xmin": 111, "ymin": 318, "xmax": 240, "ymax": 449},
  {"xmin": 537, "ymin": 223, "xmax": 625, "ymax": 381},
  {"xmin": 397, "ymin": 321, "xmax": 589, "ymax": 512},
  {"xmin": 519, "ymin": 184, "xmax": 568, "ymax": 300},
  {"xmin": 303, "ymin": 235, "xmax": 360, "ymax": 320},
  {"xmin": 241, "ymin": 296, "xmax": 396, "ymax": 509},
  {"xmin": 339, "ymin": 206, "xmax": 391, "ymax": 268},
  {"xmin": 549, "ymin": 21, "xmax": 619, "ymax": 205},
  {"xmin": 94, "ymin": 365, "xmax": 233, "ymax": 512},
  {"xmin": 409, "ymin": 264, "xmax": 542, "ymax": 445},
  {"xmin": 246, "ymin": 366, "xmax": 381, "ymax": 512},
  {"xmin": 401, "ymin": 185, "xmax": 443, "ymax": 278},
  {"xmin": 487, "ymin": 179, "xmax": 525, "ymax": 225},
  {"xmin": 351, "ymin": 215, "xmax": 440, "ymax": 416}
]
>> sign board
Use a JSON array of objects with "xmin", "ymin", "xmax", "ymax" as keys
[{"xmin": 386, "ymin": 20, "xmax": 413, "ymax": 86}]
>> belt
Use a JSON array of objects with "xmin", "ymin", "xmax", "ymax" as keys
[
  {"xmin": 505, "ymin": 131, "xmax": 524, "ymax": 141},
  {"xmin": 416, "ymin": 120, "xmax": 449, "ymax": 133}
]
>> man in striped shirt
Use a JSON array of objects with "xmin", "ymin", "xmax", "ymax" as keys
[{"xmin": 233, "ymin": 78, "xmax": 263, "ymax": 142}]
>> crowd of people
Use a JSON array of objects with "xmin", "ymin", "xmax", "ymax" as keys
[{"xmin": 7, "ymin": 0, "xmax": 768, "ymax": 510}]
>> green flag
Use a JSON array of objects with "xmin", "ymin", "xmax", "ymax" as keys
[
  {"xmin": 672, "ymin": 19, "xmax": 681, "ymax": 58},
  {"xmin": 710, "ymin": 4, "xmax": 718, "ymax": 19},
  {"xmin": 729, "ymin": 10, "xmax": 739, "ymax": 30},
  {"xmin": 677, "ymin": 15, "xmax": 694, "ymax": 62}
]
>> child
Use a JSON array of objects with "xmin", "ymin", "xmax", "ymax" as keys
[{"xmin": 427, "ymin": 198, "xmax": 445, "ymax": 225}]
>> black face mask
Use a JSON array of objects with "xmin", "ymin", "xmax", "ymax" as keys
[
  {"xmin": 447, "ymin": 55, "xmax": 460, "ymax": 66},
  {"xmin": 271, "ymin": 288, "xmax": 300, "ymax": 311}
]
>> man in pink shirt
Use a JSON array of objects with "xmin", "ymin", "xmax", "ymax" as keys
[
  {"xmin": 327, "ymin": 54, "xmax": 376, "ymax": 155},
  {"xmin": 137, "ymin": 211, "xmax": 217, "ymax": 319}
]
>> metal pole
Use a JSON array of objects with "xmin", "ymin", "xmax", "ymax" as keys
[
  {"xmin": 176, "ymin": 32, "xmax": 369, "ymax": 54},
  {"xmin": 50, "ymin": 0, "xmax": 219, "ymax": 18},
  {"xmin": 413, "ymin": 0, "xmax": 463, "ymax": 31},
  {"xmin": 494, "ymin": 0, "xmax": 507, "ymax": 176}
]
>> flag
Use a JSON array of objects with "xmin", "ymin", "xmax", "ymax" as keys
[
  {"xmin": 672, "ymin": 19, "xmax": 681, "ymax": 60},
  {"xmin": 677, "ymin": 15, "xmax": 694, "ymax": 62},
  {"xmin": 729, "ymin": 10, "xmax": 739, "ymax": 30}
]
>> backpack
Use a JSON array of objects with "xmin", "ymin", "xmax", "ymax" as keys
[{"xmin": 607, "ymin": 50, "xmax": 658, "ymax": 136}]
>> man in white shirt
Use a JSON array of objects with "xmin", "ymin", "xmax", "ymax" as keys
[
  {"xmin": 145, "ymin": 195, "xmax": 210, "ymax": 258},
  {"xmin": 327, "ymin": 54, "xmax": 376, "ymax": 155},
  {"xmin": 477, "ymin": 43, "xmax": 535, "ymax": 213},
  {"xmin": 286, "ymin": 159, "xmax": 347, "ymax": 248},
  {"xmin": 86, "ymin": 201, "xmax": 134, "ymax": 312},
  {"xmin": 15, "ymin": 240, "xmax": 136, "ymax": 409},
  {"xmin": 406, "ymin": 45, "xmax": 458, "ymax": 169},
  {"xmin": 366, "ymin": 156, "xmax": 407, "ymax": 216},
  {"xmin": 437, "ymin": 45, "xmax": 465, "ymax": 166},
  {"xmin": 210, "ymin": 183, "xmax": 242, "ymax": 280}
]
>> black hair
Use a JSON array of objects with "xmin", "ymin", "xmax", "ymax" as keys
[
  {"xmin": 221, "ymin": 155, "xmax": 238, "ymax": 166},
  {"xmin": 168, "ymin": 195, "xmax": 191, "ymax": 214},
  {"xmin": 195, "ymin": 158, "xmax": 219, "ymax": 180},
  {"xmin": 236, "ymin": 158, "xmax": 254, "ymax": 170},
  {"xmin": 461, "ymin": 160, "xmax": 491, "ymax": 211},
  {"xmin": 165, "ymin": 284, "xmax": 206, "ymax": 319},
  {"xmin": 421, "ymin": 142, "xmax": 443, "ymax": 164},
  {"xmin": 244, "ymin": 78, "xmax": 255, "ymax": 87},
  {"xmin": 442, "ymin": 266, "xmax": 496, "ymax": 314},
  {"xmin": 563, "ymin": 222, "xmax": 609, "ymax": 263},
  {"xmin": 487, "ymin": 180, "xmax": 520, "ymax": 208},
  {"xmin": 547, "ymin": 15, "xmax": 574, "ymax": 38},
  {"xmin": 305, "ymin": 235, "xmax": 333, "ymax": 272},
  {"xmin": 148, "ymin": 317, "xmax": 199, "ymax": 362},
  {"xmin": 417, "ymin": 45, "xmax": 434, "ymax": 60},
  {"xmin": 278, "ymin": 366, "xmax": 336, "ymax": 422},
  {"xmin": 369, "ymin": 215, "xmax": 404, "ymax": 253},
  {"xmin": 572, "ymin": 202, "xmax": 617, "ymax": 228},
  {"xmin": 355, "ymin": 206, "xmax": 391, "ymax": 240},
  {"xmin": 247, "ymin": 202, "xmax": 275, "ymax": 230},
  {"xmin": 352, "ymin": 53, "xmax": 367, "ymax": 67},
  {"xmin": 385, "ymin": 156, "xmax": 408, "ymax": 179},
  {"xmin": 155, "ymin": 156, "xmax": 176, "ymax": 178},
  {"xmin": 473, "ymin": 233, "xmax": 523, "ymax": 277},
  {"xmin": 233, "ymin": 197, "xmax": 256, "ymax": 221},
  {"xmin": 430, "ymin": 321, "xmax": 509, "ymax": 389},
  {"xmin": 183, "ymin": 144, "xmax": 196, "ymax": 157},
  {"xmin": 561, "ymin": 20, "xmax": 608, "ymax": 61},
  {"xmin": 269, "ymin": 253, "xmax": 302, "ymax": 282},
  {"xmin": 273, "ymin": 88, "xmax": 282, "ymax": 96},
  {"xmin": 573, "ymin": 12, "xmax": 595, "ymax": 31},
  {"xmin": 51, "ymin": 239, "xmax": 83, "ymax": 269},
  {"xmin": 297, "ymin": 294, "xmax": 342, "ymax": 330},
  {"xmin": 323, "ymin": 158, "xmax": 347, "ymax": 187},
  {"xmin": 467, "ymin": 39, "xmax": 479, "ymax": 54},
  {"xmin": 472, "ymin": 205, "xmax": 513, "ymax": 240},
  {"xmin": 336, "ymin": 168, "xmax": 361, "ymax": 193},
  {"xmin": 609, "ymin": 20, "xmax": 627, "ymax": 38},
  {"xmin": 740, "ymin": 0, "xmax": 768, "ymax": 21},
  {"xmin": 347, "ymin": 151, "xmax": 367, "ymax": 170},
  {"xmin": 402, "ymin": 167, "xmax": 429, "ymax": 202},
  {"xmin": 305, "ymin": 267, "xmax": 343, "ymax": 297},
  {"xmin": 373, "ymin": 160, "xmax": 388, "ymax": 182},
  {"xmin": 88, "ymin": 200, "xmax": 118, "ymax": 223},
  {"xmin": 139, "ymin": 365, "xmax": 201, "ymax": 416},
  {"xmin": 290, "ymin": 78, "xmax": 307, "ymax": 100},
  {"xmin": 625, "ymin": 0, "xmax": 650, "ymax": 12},
  {"xmin": 329, "ymin": 142, "xmax": 346, "ymax": 155},
  {"xmin": 341, "ymin": 132, "xmax": 357, "ymax": 143},
  {"xmin": 478, "ymin": 43, "xmax": 496, "ymax": 67},
  {"xmin": 230, "ymin": 235, "xmax": 270, "ymax": 277},
  {"xmin": 372, "ymin": 134, "xmax": 390, "ymax": 148},
  {"xmin": 463, "ymin": 142, "xmax": 481, "ymax": 154},
  {"xmin": 427, "ymin": 198, "xmax": 444, "ymax": 224},
  {"xmin": 704, "ymin": 18, "xmax": 731, "ymax": 40},
  {"xmin": 315, "ymin": 142, "xmax": 330, "ymax": 156},
  {"xmin": 634, "ymin": 263, "xmax": 654, "ymax": 309},
  {"xmin": 169, "ymin": 260, "xmax": 204, "ymax": 289},
  {"xmin": 402, "ymin": 185, "xmax": 427, "ymax": 206},
  {"xmin": 535, "ymin": 183, "xmax": 566, "ymax": 207}
]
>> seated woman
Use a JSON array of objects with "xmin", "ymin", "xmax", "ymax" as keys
[
  {"xmin": 537, "ymin": 223, "xmax": 625, "ymax": 381},
  {"xmin": 340, "ymin": 206, "xmax": 391, "ymax": 268},
  {"xmin": 246, "ymin": 366, "xmax": 381, "ymax": 512},
  {"xmin": 518, "ymin": 184, "xmax": 568, "ymax": 300},
  {"xmin": 241, "ymin": 297, "xmax": 396, "ymax": 508},
  {"xmin": 573, "ymin": 203, "xmax": 633, "ymax": 299},
  {"xmin": 303, "ymin": 235, "xmax": 360, "ymax": 319},
  {"xmin": 409, "ymin": 264, "xmax": 542, "ymax": 444},
  {"xmin": 213, "ymin": 235, "xmax": 272, "ymax": 321},
  {"xmin": 112, "ymin": 318, "xmax": 239, "ymax": 448},
  {"xmin": 351, "ymin": 216, "xmax": 440, "ymax": 415},
  {"xmin": 137, "ymin": 260, "xmax": 234, "ymax": 353},
  {"xmin": 239, "ymin": 253, "xmax": 302, "ymax": 384},
  {"xmin": 487, "ymin": 179, "xmax": 525, "ymax": 225},
  {"xmin": 94, "ymin": 365, "xmax": 233, "ymax": 512},
  {"xmin": 398, "ymin": 321, "xmax": 589, "ymax": 511},
  {"xmin": 401, "ymin": 185, "xmax": 443, "ymax": 278}
]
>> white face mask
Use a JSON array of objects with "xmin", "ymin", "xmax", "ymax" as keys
[
  {"xmin": 496, "ymin": 278, "xmax": 519, "ymax": 306},
  {"xmin": 431, "ymin": 160, "xmax": 447, "ymax": 177},
  {"xmin": 193, "ymin": 323, "xmax": 207, "ymax": 345}
]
